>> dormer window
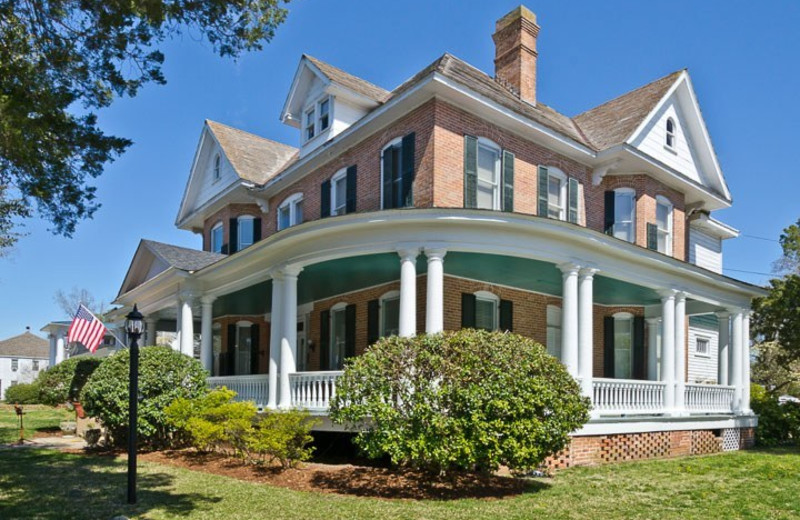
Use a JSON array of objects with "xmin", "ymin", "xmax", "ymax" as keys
[
  {"xmin": 305, "ymin": 108, "xmax": 316, "ymax": 141},
  {"xmin": 319, "ymin": 98, "xmax": 330, "ymax": 131},
  {"xmin": 278, "ymin": 193, "xmax": 304, "ymax": 230},
  {"xmin": 210, "ymin": 222, "xmax": 223, "ymax": 253},
  {"xmin": 213, "ymin": 154, "xmax": 221, "ymax": 181},
  {"xmin": 666, "ymin": 118, "xmax": 676, "ymax": 148},
  {"xmin": 237, "ymin": 216, "xmax": 255, "ymax": 251}
]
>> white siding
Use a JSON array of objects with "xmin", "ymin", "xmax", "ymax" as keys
[
  {"xmin": 688, "ymin": 316, "xmax": 718, "ymax": 384},
  {"xmin": 689, "ymin": 228, "xmax": 723, "ymax": 273},
  {"xmin": 0, "ymin": 357, "xmax": 48, "ymax": 400},
  {"xmin": 189, "ymin": 137, "xmax": 238, "ymax": 214},
  {"xmin": 629, "ymin": 96, "xmax": 705, "ymax": 185}
]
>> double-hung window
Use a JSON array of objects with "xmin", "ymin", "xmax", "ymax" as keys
[
  {"xmin": 210, "ymin": 223, "xmax": 223, "ymax": 253},
  {"xmin": 613, "ymin": 189, "xmax": 636, "ymax": 243},
  {"xmin": 546, "ymin": 169, "xmax": 567, "ymax": 219},
  {"xmin": 318, "ymin": 98, "xmax": 330, "ymax": 132},
  {"xmin": 331, "ymin": 169, "xmax": 347, "ymax": 216},
  {"xmin": 613, "ymin": 313, "xmax": 634, "ymax": 379},
  {"xmin": 237, "ymin": 216, "xmax": 255, "ymax": 251},
  {"xmin": 11, "ymin": 358, "xmax": 18, "ymax": 371},
  {"xmin": 330, "ymin": 304, "xmax": 347, "ymax": 370},
  {"xmin": 277, "ymin": 194, "xmax": 303, "ymax": 231},
  {"xmin": 380, "ymin": 292, "xmax": 400, "ymax": 338},
  {"xmin": 696, "ymin": 337, "xmax": 710, "ymax": 356},
  {"xmin": 33, "ymin": 360, "xmax": 40, "ymax": 371},
  {"xmin": 305, "ymin": 107, "xmax": 316, "ymax": 141},
  {"xmin": 546, "ymin": 305, "xmax": 562, "ymax": 358},
  {"xmin": 476, "ymin": 141, "xmax": 501, "ymax": 210},
  {"xmin": 381, "ymin": 134, "xmax": 415, "ymax": 209},
  {"xmin": 474, "ymin": 291, "xmax": 499, "ymax": 332},
  {"xmin": 655, "ymin": 196, "xmax": 673, "ymax": 254}
]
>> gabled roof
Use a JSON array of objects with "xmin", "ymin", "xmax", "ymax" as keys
[
  {"xmin": 304, "ymin": 55, "xmax": 390, "ymax": 104},
  {"xmin": 573, "ymin": 70, "xmax": 684, "ymax": 151},
  {"xmin": 143, "ymin": 239, "xmax": 226, "ymax": 271},
  {"xmin": 0, "ymin": 331, "xmax": 49, "ymax": 359},
  {"xmin": 206, "ymin": 120, "xmax": 298, "ymax": 185}
]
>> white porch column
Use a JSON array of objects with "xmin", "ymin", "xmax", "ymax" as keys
[
  {"xmin": 144, "ymin": 318, "xmax": 157, "ymax": 347},
  {"xmin": 559, "ymin": 263, "xmax": 580, "ymax": 377},
  {"xmin": 647, "ymin": 318, "xmax": 660, "ymax": 381},
  {"xmin": 267, "ymin": 274, "xmax": 284, "ymax": 410},
  {"xmin": 716, "ymin": 311, "xmax": 730, "ymax": 386},
  {"xmin": 742, "ymin": 311, "xmax": 752, "ymax": 413},
  {"xmin": 674, "ymin": 292, "xmax": 687, "ymax": 414},
  {"xmin": 659, "ymin": 290, "xmax": 676, "ymax": 413},
  {"xmin": 424, "ymin": 248, "xmax": 446, "ymax": 334},
  {"xmin": 199, "ymin": 296, "xmax": 215, "ymax": 372},
  {"xmin": 730, "ymin": 309, "xmax": 744, "ymax": 413},
  {"xmin": 179, "ymin": 293, "xmax": 195, "ymax": 357},
  {"xmin": 398, "ymin": 247, "xmax": 419, "ymax": 338},
  {"xmin": 55, "ymin": 331, "xmax": 66, "ymax": 364},
  {"xmin": 48, "ymin": 334, "xmax": 57, "ymax": 366},
  {"xmin": 577, "ymin": 268, "xmax": 596, "ymax": 398},
  {"xmin": 174, "ymin": 300, "xmax": 182, "ymax": 352},
  {"xmin": 279, "ymin": 266, "xmax": 302, "ymax": 409}
]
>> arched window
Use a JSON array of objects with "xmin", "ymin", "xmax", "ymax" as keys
[
  {"xmin": 379, "ymin": 290, "xmax": 400, "ymax": 338},
  {"xmin": 613, "ymin": 188, "xmax": 636, "ymax": 243},
  {"xmin": 474, "ymin": 291, "xmax": 500, "ymax": 331},
  {"xmin": 237, "ymin": 215, "xmax": 255, "ymax": 250},
  {"xmin": 213, "ymin": 154, "xmax": 221, "ymax": 181},
  {"xmin": 277, "ymin": 193, "xmax": 304, "ymax": 230},
  {"xmin": 613, "ymin": 312, "xmax": 634, "ymax": 379},
  {"xmin": 210, "ymin": 222, "xmax": 223, "ymax": 253},
  {"xmin": 655, "ymin": 196, "xmax": 673, "ymax": 254},
  {"xmin": 665, "ymin": 118, "xmax": 676, "ymax": 149},
  {"xmin": 546, "ymin": 305, "xmax": 562, "ymax": 358}
]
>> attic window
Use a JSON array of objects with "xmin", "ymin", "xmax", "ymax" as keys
[
  {"xmin": 666, "ymin": 118, "xmax": 676, "ymax": 149},
  {"xmin": 319, "ymin": 98, "xmax": 330, "ymax": 131},
  {"xmin": 305, "ymin": 108, "xmax": 315, "ymax": 141},
  {"xmin": 213, "ymin": 154, "xmax": 221, "ymax": 181}
]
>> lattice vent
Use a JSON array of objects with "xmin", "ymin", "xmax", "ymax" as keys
[{"xmin": 722, "ymin": 428, "xmax": 740, "ymax": 451}]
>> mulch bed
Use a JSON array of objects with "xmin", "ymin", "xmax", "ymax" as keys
[{"xmin": 138, "ymin": 450, "xmax": 534, "ymax": 500}]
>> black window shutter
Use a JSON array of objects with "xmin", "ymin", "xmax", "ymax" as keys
[
  {"xmin": 499, "ymin": 299, "xmax": 513, "ymax": 332},
  {"xmin": 253, "ymin": 218, "xmax": 262, "ymax": 242},
  {"xmin": 461, "ymin": 293, "xmax": 477, "ymax": 329},
  {"xmin": 319, "ymin": 310, "xmax": 330, "ymax": 371},
  {"xmin": 229, "ymin": 218, "xmax": 238, "ymax": 254},
  {"xmin": 502, "ymin": 150, "xmax": 514, "ymax": 212},
  {"xmin": 321, "ymin": 179, "xmax": 331, "ymax": 218},
  {"xmin": 537, "ymin": 166, "xmax": 549, "ymax": 217},
  {"xmin": 345, "ymin": 304, "xmax": 357, "ymax": 360},
  {"xmin": 633, "ymin": 316, "xmax": 646, "ymax": 379},
  {"xmin": 226, "ymin": 324, "xmax": 236, "ymax": 376},
  {"xmin": 346, "ymin": 165, "xmax": 358, "ymax": 214},
  {"xmin": 401, "ymin": 133, "xmax": 415, "ymax": 207},
  {"xmin": 604, "ymin": 191, "xmax": 616, "ymax": 235},
  {"xmin": 647, "ymin": 223, "xmax": 659, "ymax": 250},
  {"xmin": 367, "ymin": 299, "xmax": 380, "ymax": 345},
  {"xmin": 463, "ymin": 135, "xmax": 478, "ymax": 209},
  {"xmin": 382, "ymin": 146, "xmax": 394, "ymax": 209},
  {"xmin": 250, "ymin": 324, "xmax": 260, "ymax": 375},
  {"xmin": 568, "ymin": 178, "xmax": 579, "ymax": 223},
  {"xmin": 603, "ymin": 316, "xmax": 615, "ymax": 378}
]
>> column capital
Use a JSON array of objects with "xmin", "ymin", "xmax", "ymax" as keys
[
  {"xmin": 179, "ymin": 289, "xmax": 198, "ymax": 302},
  {"xmin": 397, "ymin": 244, "xmax": 421, "ymax": 261},
  {"xmin": 715, "ymin": 310, "xmax": 731, "ymax": 319},
  {"xmin": 726, "ymin": 306, "xmax": 744, "ymax": 315},
  {"xmin": 657, "ymin": 288, "xmax": 677, "ymax": 300},
  {"xmin": 646, "ymin": 317, "xmax": 661, "ymax": 325},
  {"xmin": 557, "ymin": 262, "xmax": 581, "ymax": 275},
  {"xmin": 423, "ymin": 247, "xmax": 447, "ymax": 261},
  {"xmin": 675, "ymin": 291, "xmax": 687, "ymax": 302},
  {"xmin": 578, "ymin": 267, "xmax": 599, "ymax": 278},
  {"xmin": 200, "ymin": 294, "xmax": 217, "ymax": 306},
  {"xmin": 272, "ymin": 264, "xmax": 303, "ymax": 280}
]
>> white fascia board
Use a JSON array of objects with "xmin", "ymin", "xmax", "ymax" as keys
[
  {"xmin": 280, "ymin": 56, "xmax": 329, "ymax": 128},
  {"xmin": 175, "ymin": 125, "xmax": 211, "ymax": 227},
  {"xmin": 326, "ymin": 83, "xmax": 382, "ymax": 110},
  {"xmin": 576, "ymin": 414, "xmax": 757, "ymax": 436},
  {"xmin": 113, "ymin": 268, "xmax": 188, "ymax": 315},
  {"xmin": 175, "ymin": 179, "xmax": 247, "ymax": 231},
  {"xmin": 690, "ymin": 213, "xmax": 740, "ymax": 240}
]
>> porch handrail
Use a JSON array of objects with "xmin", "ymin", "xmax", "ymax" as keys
[
  {"xmin": 289, "ymin": 371, "xmax": 344, "ymax": 411},
  {"xmin": 207, "ymin": 374, "xmax": 270, "ymax": 409},
  {"xmin": 685, "ymin": 383, "xmax": 735, "ymax": 414},
  {"xmin": 592, "ymin": 378, "xmax": 667, "ymax": 415}
]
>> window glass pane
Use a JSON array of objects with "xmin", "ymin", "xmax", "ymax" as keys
[
  {"xmin": 614, "ymin": 318, "xmax": 633, "ymax": 379},
  {"xmin": 211, "ymin": 226, "xmax": 223, "ymax": 253},
  {"xmin": 305, "ymin": 109, "xmax": 315, "ymax": 140},
  {"xmin": 614, "ymin": 192, "xmax": 635, "ymax": 242},
  {"xmin": 548, "ymin": 177, "xmax": 562, "ymax": 218},
  {"xmin": 475, "ymin": 298, "xmax": 496, "ymax": 331},
  {"xmin": 477, "ymin": 146, "xmax": 498, "ymax": 183},
  {"xmin": 334, "ymin": 176, "xmax": 347, "ymax": 214},
  {"xmin": 546, "ymin": 306, "xmax": 562, "ymax": 358},
  {"xmin": 331, "ymin": 309, "xmax": 346, "ymax": 369},
  {"xmin": 236, "ymin": 325, "xmax": 252, "ymax": 375},
  {"xmin": 278, "ymin": 206, "xmax": 290, "ymax": 230},
  {"xmin": 476, "ymin": 183, "xmax": 494, "ymax": 210},
  {"xmin": 319, "ymin": 99, "xmax": 330, "ymax": 130},
  {"xmin": 381, "ymin": 297, "xmax": 400, "ymax": 337},
  {"xmin": 696, "ymin": 338, "xmax": 709, "ymax": 355},
  {"xmin": 294, "ymin": 200, "xmax": 303, "ymax": 225},
  {"xmin": 656, "ymin": 203, "xmax": 669, "ymax": 229},
  {"xmin": 238, "ymin": 218, "xmax": 254, "ymax": 249}
]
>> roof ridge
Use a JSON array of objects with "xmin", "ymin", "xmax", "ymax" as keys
[
  {"xmin": 573, "ymin": 69, "xmax": 685, "ymax": 119},
  {"xmin": 303, "ymin": 54, "xmax": 390, "ymax": 99},
  {"xmin": 206, "ymin": 120, "xmax": 297, "ymax": 151}
]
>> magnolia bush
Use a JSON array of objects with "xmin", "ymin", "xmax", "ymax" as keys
[
  {"xmin": 329, "ymin": 329, "xmax": 591, "ymax": 474},
  {"xmin": 36, "ymin": 356, "xmax": 102, "ymax": 406}
]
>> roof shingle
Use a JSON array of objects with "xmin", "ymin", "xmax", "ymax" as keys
[
  {"xmin": 304, "ymin": 55, "xmax": 391, "ymax": 104},
  {"xmin": 0, "ymin": 331, "xmax": 49, "ymax": 359},
  {"xmin": 143, "ymin": 240, "xmax": 225, "ymax": 272}
]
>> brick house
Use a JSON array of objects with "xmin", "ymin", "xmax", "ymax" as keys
[{"xmin": 111, "ymin": 6, "xmax": 764, "ymax": 465}]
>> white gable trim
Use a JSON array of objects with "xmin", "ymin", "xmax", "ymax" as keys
[{"xmin": 281, "ymin": 57, "xmax": 331, "ymax": 128}]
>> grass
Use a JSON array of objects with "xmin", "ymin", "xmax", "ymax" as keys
[
  {"xmin": 0, "ymin": 447, "xmax": 798, "ymax": 519},
  {"xmin": 0, "ymin": 404, "xmax": 74, "ymax": 444}
]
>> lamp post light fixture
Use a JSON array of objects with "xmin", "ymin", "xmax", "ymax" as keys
[{"xmin": 125, "ymin": 304, "xmax": 144, "ymax": 505}]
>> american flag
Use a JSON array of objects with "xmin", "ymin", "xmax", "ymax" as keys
[{"xmin": 67, "ymin": 304, "xmax": 107, "ymax": 354}]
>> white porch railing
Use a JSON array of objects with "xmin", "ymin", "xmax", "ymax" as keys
[
  {"xmin": 592, "ymin": 378, "xmax": 667, "ymax": 415},
  {"xmin": 685, "ymin": 383, "xmax": 735, "ymax": 414},
  {"xmin": 289, "ymin": 371, "xmax": 344, "ymax": 411},
  {"xmin": 207, "ymin": 374, "xmax": 269, "ymax": 409}
]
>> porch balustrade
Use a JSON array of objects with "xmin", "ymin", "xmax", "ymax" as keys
[
  {"xmin": 207, "ymin": 374, "xmax": 270, "ymax": 409},
  {"xmin": 289, "ymin": 371, "xmax": 344, "ymax": 411},
  {"xmin": 592, "ymin": 378, "xmax": 667, "ymax": 415},
  {"xmin": 685, "ymin": 383, "xmax": 736, "ymax": 414}
]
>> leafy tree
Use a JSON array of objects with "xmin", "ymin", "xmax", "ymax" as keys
[
  {"xmin": 751, "ymin": 342, "xmax": 800, "ymax": 397},
  {"xmin": 330, "ymin": 330, "xmax": 591, "ymax": 475},
  {"xmin": 752, "ymin": 275, "xmax": 800, "ymax": 366},
  {"xmin": 0, "ymin": 0, "xmax": 290, "ymax": 251},
  {"xmin": 773, "ymin": 218, "xmax": 800, "ymax": 275}
]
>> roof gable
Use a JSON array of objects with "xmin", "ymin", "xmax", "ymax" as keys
[{"xmin": 0, "ymin": 331, "xmax": 49, "ymax": 359}]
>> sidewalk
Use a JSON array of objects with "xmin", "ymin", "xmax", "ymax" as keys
[{"xmin": 1, "ymin": 435, "xmax": 87, "ymax": 450}]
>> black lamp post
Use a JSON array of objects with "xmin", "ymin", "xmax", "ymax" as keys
[{"xmin": 125, "ymin": 304, "xmax": 144, "ymax": 505}]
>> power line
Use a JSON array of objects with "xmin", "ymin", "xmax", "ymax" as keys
[
  {"xmin": 739, "ymin": 234, "xmax": 780, "ymax": 243},
  {"xmin": 723, "ymin": 267, "xmax": 775, "ymax": 277}
]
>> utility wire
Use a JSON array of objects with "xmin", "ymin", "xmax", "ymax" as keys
[
  {"xmin": 740, "ymin": 234, "xmax": 780, "ymax": 243},
  {"xmin": 723, "ymin": 267, "xmax": 776, "ymax": 277}
]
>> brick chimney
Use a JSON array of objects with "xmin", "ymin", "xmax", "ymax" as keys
[{"xmin": 492, "ymin": 6, "xmax": 540, "ymax": 105}]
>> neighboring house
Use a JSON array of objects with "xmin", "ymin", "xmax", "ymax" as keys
[
  {"xmin": 41, "ymin": 321, "xmax": 125, "ymax": 366},
  {"xmin": 110, "ymin": 6, "xmax": 765, "ymax": 465},
  {"xmin": 0, "ymin": 329, "xmax": 49, "ymax": 400}
]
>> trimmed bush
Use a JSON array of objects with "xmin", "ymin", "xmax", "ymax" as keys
[
  {"xmin": 752, "ymin": 383, "xmax": 800, "ymax": 446},
  {"xmin": 4, "ymin": 382, "xmax": 41, "ymax": 404},
  {"xmin": 330, "ymin": 329, "xmax": 591, "ymax": 474},
  {"xmin": 247, "ymin": 409, "xmax": 318, "ymax": 468},
  {"xmin": 36, "ymin": 356, "xmax": 102, "ymax": 406},
  {"xmin": 82, "ymin": 346, "xmax": 208, "ymax": 448}
]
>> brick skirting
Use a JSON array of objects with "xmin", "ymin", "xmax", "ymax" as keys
[{"xmin": 544, "ymin": 427, "xmax": 756, "ymax": 469}]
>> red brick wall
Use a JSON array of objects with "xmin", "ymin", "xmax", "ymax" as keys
[
  {"xmin": 214, "ymin": 315, "xmax": 270, "ymax": 374},
  {"xmin": 202, "ymin": 203, "xmax": 264, "ymax": 252}
]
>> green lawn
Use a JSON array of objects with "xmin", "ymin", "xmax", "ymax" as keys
[
  {"xmin": 0, "ymin": 404, "xmax": 74, "ymax": 444},
  {"xmin": 0, "ymin": 447, "xmax": 798, "ymax": 519}
]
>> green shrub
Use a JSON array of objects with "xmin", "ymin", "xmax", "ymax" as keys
[
  {"xmin": 247, "ymin": 410, "xmax": 318, "ymax": 468},
  {"xmin": 4, "ymin": 382, "xmax": 41, "ymax": 404},
  {"xmin": 82, "ymin": 346, "xmax": 208, "ymax": 448},
  {"xmin": 166, "ymin": 387, "xmax": 256, "ymax": 456},
  {"xmin": 36, "ymin": 356, "xmax": 102, "ymax": 406},
  {"xmin": 329, "ymin": 329, "xmax": 591, "ymax": 474},
  {"xmin": 752, "ymin": 383, "xmax": 800, "ymax": 446}
]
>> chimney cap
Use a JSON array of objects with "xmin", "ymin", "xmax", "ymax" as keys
[{"xmin": 495, "ymin": 5, "xmax": 538, "ymax": 31}]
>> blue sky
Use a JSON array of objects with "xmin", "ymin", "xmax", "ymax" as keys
[{"xmin": 1, "ymin": 1, "xmax": 797, "ymax": 340}]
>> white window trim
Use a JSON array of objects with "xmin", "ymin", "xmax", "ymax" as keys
[
  {"xmin": 277, "ymin": 193, "xmax": 304, "ymax": 231},
  {"xmin": 474, "ymin": 290, "xmax": 500, "ymax": 331},
  {"xmin": 613, "ymin": 312, "xmax": 634, "ymax": 379},
  {"xmin": 302, "ymin": 95, "xmax": 333, "ymax": 145},
  {"xmin": 545, "ymin": 166, "xmax": 568, "ymax": 221},
  {"xmin": 237, "ymin": 215, "xmax": 256, "ymax": 251},
  {"xmin": 694, "ymin": 335, "xmax": 712, "ymax": 358},
  {"xmin": 476, "ymin": 137, "xmax": 502, "ymax": 211},
  {"xmin": 614, "ymin": 188, "xmax": 637, "ymax": 243},
  {"xmin": 379, "ymin": 290, "xmax": 400, "ymax": 338},
  {"xmin": 11, "ymin": 358, "xmax": 19, "ymax": 371},
  {"xmin": 317, "ymin": 96, "xmax": 331, "ymax": 133},
  {"xmin": 655, "ymin": 195, "xmax": 673, "ymax": 255},
  {"xmin": 380, "ymin": 137, "xmax": 403, "ymax": 210},
  {"xmin": 210, "ymin": 222, "xmax": 224, "ymax": 253},
  {"xmin": 213, "ymin": 154, "xmax": 221, "ymax": 182},
  {"xmin": 304, "ymin": 107, "xmax": 316, "ymax": 142},
  {"xmin": 330, "ymin": 168, "xmax": 348, "ymax": 216},
  {"xmin": 665, "ymin": 117, "xmax": 677, "ymax": 150}
]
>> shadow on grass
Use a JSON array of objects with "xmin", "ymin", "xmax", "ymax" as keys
[
  {"xmin": 0, "ymin": 449, "xmax": 221, "ymax": 520},
  {"xmin": 747, "ymin": 446, "xmax": 800, "ymax": 457},
  {"xmin": 309, "ymin": 466, "xmax": 549, "ymax": 500}
]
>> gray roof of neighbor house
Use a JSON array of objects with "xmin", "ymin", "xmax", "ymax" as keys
[
  {"xmin": 0, "ymin": 331, "xmax": 49, "ymax": 359},
  {"xmin": 206, "ymin": 120, "xmax": 298, "ymax": 185},
  {"xmin": 573, "ymin": 70, "xmax": 684, "ymax": 150},
  {"xmin": 304, "ymin": 54, "xmax": 391, "ymax": 103},
  {"xmin": 142, "ymin": 239, "xmax": 226, "ymax": 272}
]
